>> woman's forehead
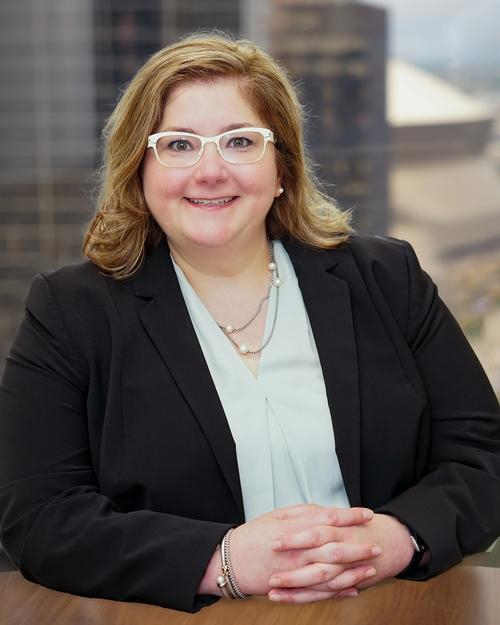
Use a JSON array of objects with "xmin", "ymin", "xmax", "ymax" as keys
[{"xmin": 159, "ymin": 78, "xmax": 264, "ymax": 132}]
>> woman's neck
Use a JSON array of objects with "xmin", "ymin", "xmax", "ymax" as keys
[
  {"xmin": 168, "ymin": 235, "xmax": 272, "ymax": 291},
  {"xmin": 169, "ymin": 234, "xmax": 276, "ymax": 377}
]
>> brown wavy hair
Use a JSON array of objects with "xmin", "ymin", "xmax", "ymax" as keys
[{"xmin": 83, "ymin": 32, "xmax": 353, "ymax": 278}]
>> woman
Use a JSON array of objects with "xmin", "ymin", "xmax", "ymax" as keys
[{"xmin": 1, "ymin": 33, "xmax": 499, "ymax": 613}]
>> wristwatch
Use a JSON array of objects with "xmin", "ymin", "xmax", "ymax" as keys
[{"xmin": 396, "ymin": 525, "xmax": 428, "ymax": 578}]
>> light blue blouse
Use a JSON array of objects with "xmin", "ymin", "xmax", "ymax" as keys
[{"xmin": 172, "ymin": 241, "xmax": 349, "ymax": 521}]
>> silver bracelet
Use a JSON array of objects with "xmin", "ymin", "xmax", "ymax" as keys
[
  {"xmin": 216, "ymin": 529, "xmax": 247, "ymax": 599},
  {"xmin": 216, "ymin": 555, "xmax": 236, "ymax": 599}
]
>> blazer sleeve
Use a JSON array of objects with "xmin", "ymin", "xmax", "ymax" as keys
[
  {"xmin": 0, "ymin": 273, "xmax": 232, "ymax": 612},
  {"xmin": 374, "ymin": 239, "xmax": 500, "ymax": 579}
]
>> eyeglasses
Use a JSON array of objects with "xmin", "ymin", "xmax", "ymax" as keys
[{"xmin": 147, "ymin": 127, "xmax": 275, "ymax": 167}]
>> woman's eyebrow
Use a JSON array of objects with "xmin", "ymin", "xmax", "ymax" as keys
[
  {"xmin": 160, "ymin": 122, "xmax": 256, "ymax": 135},
  {"xmin": 222, "ymin": 122, "xmax": 256, "ymax": 132},
  {"xmin": 161, "ymin": 126, "xmax": 196, "ymax": 133}
]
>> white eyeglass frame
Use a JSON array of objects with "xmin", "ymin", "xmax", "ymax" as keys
[{"xmin": 146, "ymin": 126, "xmax": 275, "ymax": 167}]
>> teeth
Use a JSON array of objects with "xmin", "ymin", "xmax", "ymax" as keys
[{"xmin": 189, "ymin": 196, "xmax": 234, "ymax": 205}]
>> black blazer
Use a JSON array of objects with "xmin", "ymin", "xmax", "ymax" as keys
[{"xmin": 1, "ymin": 235, "xmax": 499, "ymax": 612}]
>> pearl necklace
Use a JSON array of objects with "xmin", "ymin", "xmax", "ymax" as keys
[{"xmin": 216, "ymin": 241, "xmax": 281, "ymax": 355}]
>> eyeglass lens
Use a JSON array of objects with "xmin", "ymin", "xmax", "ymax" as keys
[{"xmin": 155, "ymin": 130, "xmax": 267, "ymax": 166}]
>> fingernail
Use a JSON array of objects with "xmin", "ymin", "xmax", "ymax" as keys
[
  {"xmin": 269, "ymin": 593, "xmax": 282, "ymax": 602},
  {"xmin": 371, "ymin": 545, "xmax": 382, "ymax": 556},
  {"xmin": 340, "ymin": 590, "xmax": 359, "ymax": 598},
  {"xmin": 365, "ymin": 567, "xmax": 377, "ymax": 578},
  {"xmin": 270, "ymin": 540, "xmax": 282, "ymax": 550},
  {"xmin": 363, "ymin": 509, "xmax": 374, "ymax": 520},
  {"xmin": 269, "ymin": 577, "xmax": 282, "ymax": 587}
]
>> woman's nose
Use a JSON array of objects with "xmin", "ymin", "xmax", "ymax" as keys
[{"xmin": 192, "ymin": 142, "xmax": 228, "ymax": 183}]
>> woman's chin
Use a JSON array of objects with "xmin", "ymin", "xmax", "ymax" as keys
[{"xmin": 180, "ymin": 229, "xmax": 240, "ymax": 250}]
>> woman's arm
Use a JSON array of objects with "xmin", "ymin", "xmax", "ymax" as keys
[
  {"xmin": 375, "ymin": 239, "xmax": 500, "ymax": 577},
  {"xmin": 261, "ymin": 238, "xmax": 500, "ymax": 599},
  {"xmin": 0, "ymin": 274, "xmax": 235, "ymax": 612}
]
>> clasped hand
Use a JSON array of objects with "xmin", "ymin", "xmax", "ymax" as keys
[{"xmin": 230, "ymin": 504, "xmax": 414, "ymax": 604}]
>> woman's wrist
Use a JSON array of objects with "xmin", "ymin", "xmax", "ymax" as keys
[
  {"xmin": 197, "ymin": 529, "xmax": 248, "ymax": 598},
  {"xmin": 380, "ymin": 514, "xmax": 420, "ymax": 575},
  {"xmin": 217, "ymin": 529, "xmax": 248, "ymax": 599},
  {"xmin": 197, "ymin": 547, "xmax": 224, "ymax": 596}
]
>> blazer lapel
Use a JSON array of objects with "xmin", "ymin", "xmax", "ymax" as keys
[
  {"xmin": 132, "ymin": 238, "xmax": 362, "ymax": 512},
  {"xmin": 133, "ymin": 240, "xmax": 245, "ymax": 517},
  {"xmin": 284, "ymin": 240, "xmax": 362, "ymax": 506}
]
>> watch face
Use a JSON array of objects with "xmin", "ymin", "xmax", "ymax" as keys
[{"xmin": 409, "ymin": 534, "xmax": 421, "ymax": 552}]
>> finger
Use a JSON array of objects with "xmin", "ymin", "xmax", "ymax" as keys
[
  {"xmin": 269, "ymin": 588, "xmax": 337, "ymax": 604},
  {"xmin": 271, "ymin": 523, "xmax": 381, "ymax": 561},
  {"xmin": 269, "ymin": 562, "xmax": 341, "ymax": 589},
  {"xmin": 273, "ymin": 504, "xmax": 322, "ymax": 520},
  {"xmin": 306, "ymin": 541, "xmax": 382, "ymax": 564},
  {"xmin": 274, "ymin": 505, "xmax": 372, "ymax": 526},
  {"xmin": 290, "ymin": 506, "xmax": 372, "ymax": 528},
  {"xmin": 328, "ymin": 565, "xmax": 377, "ymax": 591},
  {"xmin": 324, "ymin": 506, "xmax": 374, "ymax": 526},
  {"xmin": 271, "ymin": 524, "xmax": 337, "ymax": 550}
]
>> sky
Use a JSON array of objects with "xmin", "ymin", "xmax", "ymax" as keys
[{"xmin": 372, "ymin": 0, "xmax": 500, "ymax": 68}]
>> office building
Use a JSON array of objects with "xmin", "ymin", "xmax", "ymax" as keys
[
  {"xmin": 0, "ymin": 0, "xmax": 239, "ymax": 372},
  {"xmin": 270, "ymin": 0, "xmax": 389, "ymax": 234}
]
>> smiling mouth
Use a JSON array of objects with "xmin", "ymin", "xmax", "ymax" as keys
[{"xmin": 186, "ymin": 196, "xmax": 236, "ymax": 206}]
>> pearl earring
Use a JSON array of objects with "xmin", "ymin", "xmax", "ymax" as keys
[{"xmin": 277, "ymin": 187, "xmax": 284, "ymax": 196}]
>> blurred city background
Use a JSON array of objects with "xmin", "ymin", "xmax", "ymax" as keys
[{"xmin": 0, "ymin": 0, "xmax": 499, "ymax": 395}]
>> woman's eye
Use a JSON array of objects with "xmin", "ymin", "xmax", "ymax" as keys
[
  {"xmin": 170, "ymin": 139, "xmax": 193, "ymax": 152},
  {"xmin": 227, "ymin": 136, "xmax": 251, "ymax": 148}
]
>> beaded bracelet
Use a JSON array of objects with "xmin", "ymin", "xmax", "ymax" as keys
[{"xmin": 216, "ymin": 529, "xmax": 248, "ymax": 599}]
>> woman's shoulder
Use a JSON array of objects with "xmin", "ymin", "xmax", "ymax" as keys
[
  {"xmin": 41, "ymin": 257, "xmax": 114, "ymax": 290},
  {"xmin": 345, "ymin": 235, "xmax": 438, "ymax": 345},
  {"xmin": 346, "ymin": 234, "xmax": 416, "ymax": 266},
  {"xmin": 21, "ymin": 258, "xmax": 137, "ymax": 373},
  {"xmin": 24, "ymin": 257, "xmax": 132, "ymax": 329},
  {"xmin": 340, "ymin": 235, "xmax": 430, "ymax": 295},
  {"xmin": 345, "ymin": 232, "xmax": 431, "ymax": 293},
  {"xmin": 285, "ymin": 233, "xmax": 423, "ymax": 280},
  {"xmin": 34, "ymin": 256, "xmax": 137, "ymax": 303}
]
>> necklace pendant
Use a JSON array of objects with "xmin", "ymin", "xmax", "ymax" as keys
[{"xmin": 238, "ymin": 344, "xmax": 249, "ymax": 354}]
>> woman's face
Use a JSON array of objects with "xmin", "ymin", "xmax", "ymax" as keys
[{"xmin": 142, "ymin": 79, "xmax": 281, "ymax": 254}]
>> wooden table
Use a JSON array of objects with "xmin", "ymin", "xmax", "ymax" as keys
[{"xmin": 0, "ymin": 565, "xmax": 499, "ymax": 625}]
